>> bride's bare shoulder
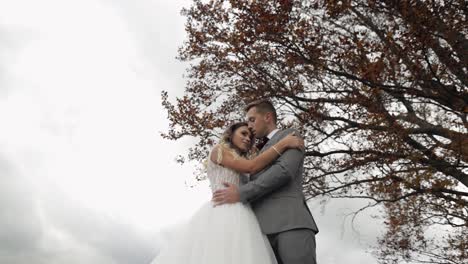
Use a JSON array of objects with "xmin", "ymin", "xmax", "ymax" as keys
[
  {"xmin": 209, "ymin": 143, "xmax": 235, "ymax": 165},
  {"xmin": 209, "ymin": 144, "xmax": 224, "ymax": 164}
]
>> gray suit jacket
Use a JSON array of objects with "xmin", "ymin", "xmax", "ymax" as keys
[{"xmin": 239, "ymin": 128, "xmax": 319, "ymax": 235}]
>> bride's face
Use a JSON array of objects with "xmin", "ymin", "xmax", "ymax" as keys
[{"xmin": 232, "ymin": 126, "xmax": 252, "ymax": 152}]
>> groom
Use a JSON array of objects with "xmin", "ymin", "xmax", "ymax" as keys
[{"xmin": 213, "ymin": 99, "xmax": 319, "ymax": 264}]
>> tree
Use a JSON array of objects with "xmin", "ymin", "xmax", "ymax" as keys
[{"xmin": 162, "ymin": 1, "xmax": 468, "ymax": 263}]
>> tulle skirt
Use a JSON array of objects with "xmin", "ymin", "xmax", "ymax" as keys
[{"xmin": 150, "ymin": 201, "xmax": 277, "ymax": 264}]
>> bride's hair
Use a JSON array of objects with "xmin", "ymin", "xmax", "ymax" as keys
[{"xmin": 220, "ymin": 122, "xmax": 255, "ymax": 156}]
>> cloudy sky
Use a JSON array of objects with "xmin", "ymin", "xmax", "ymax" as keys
[{"xmin": 0, "ymin": 1, "xmax": 383, "ymax": 263}]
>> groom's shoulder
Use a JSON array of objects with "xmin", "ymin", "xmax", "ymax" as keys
[
  {"xmin": 283, "ymin": 127, "xmax": 298, "ymax": 133},
  {"xmin": 279, "ymin": 127, "xmax": 302, "ymax": 137}
]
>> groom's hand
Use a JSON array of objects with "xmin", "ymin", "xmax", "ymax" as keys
[{"xmin": 212, "ymin": 182, "xmax": 240, "ymax": 206}]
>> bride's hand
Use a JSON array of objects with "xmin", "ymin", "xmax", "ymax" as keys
[{"xmin": 281, "ymin": 132, "xmax": 305, "ymax": 151}]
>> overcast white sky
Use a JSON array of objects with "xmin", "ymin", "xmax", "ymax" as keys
[{"xmin": 0, "ymin": 1, "xmax": 383, "ymax": 263}]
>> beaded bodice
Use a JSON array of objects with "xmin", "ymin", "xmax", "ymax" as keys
[{"xmin": 206, "ymin": 145, "xmax": 241, "ymax": 193}]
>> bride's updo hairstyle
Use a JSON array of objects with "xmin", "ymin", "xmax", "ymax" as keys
[{"xmin": 220, "ymin": 122, "xmax": 255, "ymax": 157}]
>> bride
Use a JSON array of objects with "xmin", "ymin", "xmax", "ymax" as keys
[{"xmin": 150, "ymin": 122, "xmax": 304, "ymax": 264}]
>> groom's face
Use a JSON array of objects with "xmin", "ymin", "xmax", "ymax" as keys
[{"xmin": 246, "ymin": 107, "xmax": 269, "ymax": 138}]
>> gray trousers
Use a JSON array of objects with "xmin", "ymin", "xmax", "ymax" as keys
[{"xmin": 267, "ymin": 228, "xmax": 317, "ymax": 264}]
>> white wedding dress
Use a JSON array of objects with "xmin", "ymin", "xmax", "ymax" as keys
[{"xmin": 150, "ymin": 146, "xmax": 277, "ymax": 264}]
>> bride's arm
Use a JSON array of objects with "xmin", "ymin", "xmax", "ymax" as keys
[{"xmin": 210, "ymin": 133, "xmax": 303, "ymax": 174}]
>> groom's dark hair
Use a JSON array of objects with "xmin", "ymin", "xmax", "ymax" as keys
[{"xmin": 244, "ymin": 99, "xmax": 277, "ymax": 124}]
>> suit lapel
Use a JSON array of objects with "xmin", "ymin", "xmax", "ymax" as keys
[
  {"xmin": 250, "ymin": 130, "xmax": 284, "ymax": 181},
  {"xmin": 260, "ymin": 129, "xmax": 283, "ymax": 152}
]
